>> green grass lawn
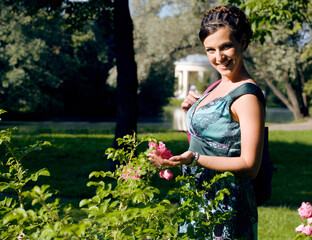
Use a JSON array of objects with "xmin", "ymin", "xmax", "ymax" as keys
[{"xmin": 1, "ymin": 128, "xmax": 311, "ymax": 238}]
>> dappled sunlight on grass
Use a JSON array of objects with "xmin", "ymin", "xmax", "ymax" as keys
[
  {"xmin": 258, "ymin": 206, "xmax": 302, "ymax": 239},
  {"xmin": 267, "ymin": 131, "xmax": 312, "ymax": 207}
]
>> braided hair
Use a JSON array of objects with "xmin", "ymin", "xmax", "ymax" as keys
[{"xmin": 199, "ymin": 5, "xmax": 253, "ymax": 50}]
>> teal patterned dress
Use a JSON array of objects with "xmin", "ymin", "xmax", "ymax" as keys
[{"xmin": 180, "ymin": 82, "xmax": 265, "ymax": 239}]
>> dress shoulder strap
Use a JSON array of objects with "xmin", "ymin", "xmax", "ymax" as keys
[
  {"xmin": 229, "ymin": 83, "xmax": 266, "ymax": 107},
  {"xmin": 202, "ymin": 79, "xmax": 222, "ymax": 95}
]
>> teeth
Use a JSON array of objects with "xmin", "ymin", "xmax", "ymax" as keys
[{"xmin": 218, "ymin": 61, "xmax": 230, "ymax": 68}]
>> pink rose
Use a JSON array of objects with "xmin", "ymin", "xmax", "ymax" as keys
[
  {"xmin": 161, "ymin": 149, "xmax": 173, "ymax": 160},
  {"xmin": 298, "ymin": 202, "xmax": 312, "ymax": 219},
  {"xmin": 295, "ymin": 223, "xmax": 304, "ymax": 233},
  {"xmin": 302, "ymin": 225, "xmax": 312, "ymax": 236},
  {"xmin": 155, "ymin": 141, "xmax": 167, "ymax": 155},
  {"xmin": 308, "ymin": 217, "xmax": 312, "ymax": 225},
  {"xmin": 149, "ymin": 141, "xmax": 173, "ymax": 159},
  {"xmin": 148, "ymin": 142, "xmax": 158, "ymax": 149},
  {"xmin": 159, "ymin": 169, "xmax": 173, "ymax": 180}
]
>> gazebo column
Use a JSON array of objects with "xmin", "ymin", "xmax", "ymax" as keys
[
  {"xmin": 198, "ymin": 71, "xmax": 204, "ymax": 82},
  {"xmin": 174, "ymin": 69, "xmax": 183, "ymax": 97},
  {"xmin": 178, "ymin": 71, "xmax": 183, "ymax": 96},
  {"xmin": 182, "ymin": 70, "xmax": 189, "ymax": 99}
]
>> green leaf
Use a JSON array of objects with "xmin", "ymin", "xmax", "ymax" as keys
[
  {"xmin": 89, "ymin": 171, "xmax": 106, "ymax": 179},
  {"xmin": 79, "ymin": 199, "xmax": 90, "ymax": 207},
  {"xmin": 3, "ymin": 208, "xmax": 28, "ymax": 224},
  {"xmin": 30, "ymin": 168, "xmax": 50, "ymax": 181},
  {"xmin": 40, "ymin": 228, "xmax": 55, "ymax": 238},
  {"xmin": 0, "ymin": 182, "xmax": 10, "ymax": 191}
]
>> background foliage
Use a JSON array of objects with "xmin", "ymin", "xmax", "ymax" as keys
[
  {"xmin": 0, "ymin": 2, "xmax": 116, "ymax": 120},
  {"xmin": 1, "ymin": 0, "xmax": 311, "ymax": 120}
]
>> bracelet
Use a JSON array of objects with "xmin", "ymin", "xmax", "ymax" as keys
[{"xmin": 188, "ymin": 152, "xmax": 199, "ymax": 167}]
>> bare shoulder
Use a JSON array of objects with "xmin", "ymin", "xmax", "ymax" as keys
[{"xmin": 230, "ymin": 80, "xmax": 265, "ymax": 121}]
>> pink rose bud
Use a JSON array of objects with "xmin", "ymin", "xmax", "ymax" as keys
[
  {"xmin": 159, "ymin": 169, "xmax": 173, "ymax": 180},
  {"xmin": 159, "ymin": 170, "xmax": 165, "ymax": 178},
  {"xmin": 295, "ymin": 223, "xmax": 304, "ymax": 233},
  {"xmin": 298, "ymin": 202, "xmax": 312, "ymax": 219},
  {"xmin": 158, "ymin": 141, "xmax": 166, "ymax": 149},
  {"xmin": 308, "ymin": 217, "xmax": 312, "ymax": 225},
  {"xmin": 302, "ymin": 225, "xmax": 312, "ymax": 236},
  {"xmin": 148, "ymin": 142, "xmax": 158, "ymax": 148}
]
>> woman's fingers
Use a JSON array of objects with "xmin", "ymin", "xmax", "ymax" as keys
[
  {"xmin": 170, "ymin": 151, "xmax": 193, "ymax": 165},
  {"xmin": 181, "ymin": 91, "xmax": 199, "ymax": 112},
  {"xmin": 149, "ymin": 153, "xmax": 182, "ymax": 167}
]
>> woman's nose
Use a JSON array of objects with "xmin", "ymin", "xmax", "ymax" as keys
[{"xmin": 216, "ymin": 50, "xmax": 224, "ymax": 62}]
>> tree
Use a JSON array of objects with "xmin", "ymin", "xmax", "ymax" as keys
[
  {"xmin": 0, "ymin": 2, "xmax": 116, "ymax": 120},
  {"xmin": 227, "ymin": 0, "xmax": 312, "ymax": 119}
]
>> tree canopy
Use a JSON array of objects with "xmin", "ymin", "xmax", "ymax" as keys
[
  {"xmin": 227, "ymin": 0, "xmax": 312, "ymax": 119},
  {"xmin": 0, "ymin": 2, "xmax": 116, "ymax": 119}
]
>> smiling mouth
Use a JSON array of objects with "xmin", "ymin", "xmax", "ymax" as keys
[{"xmin": 217, "ymin": 60, "xmax": 232, "ymax": 69}]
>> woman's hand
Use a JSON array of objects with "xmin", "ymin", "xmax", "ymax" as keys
[
  {"xmin": 148, "ymin": 151, "xmax": 194, "ymax": 167},
  {"xmin": 181, "ymin": 91, "xmax": 199, "ymax": 113}
]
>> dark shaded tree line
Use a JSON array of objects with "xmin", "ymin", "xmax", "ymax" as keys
[{"xmin": 0, "ymin": 1, "xmax": 117, "ymax": 120}]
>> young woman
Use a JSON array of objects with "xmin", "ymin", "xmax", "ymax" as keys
[{"xmin": 149, "ymin": 5, "xmax": 265, "ymax": 239}]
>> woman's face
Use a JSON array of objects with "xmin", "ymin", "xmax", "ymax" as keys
[{"xmin": 203, "ymin": 26, "xmax": 245, "ymax": 79}]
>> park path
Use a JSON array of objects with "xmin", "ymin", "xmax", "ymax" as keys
[{"xmin": 268, "ymin": 118, "xmax": 312, "ymax": 131}]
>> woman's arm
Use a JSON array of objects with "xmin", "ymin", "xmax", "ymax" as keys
[{"xmin": 149, "ymin": 93, "xmax": 265, "ymax": 179}]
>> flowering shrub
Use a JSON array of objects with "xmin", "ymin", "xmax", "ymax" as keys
[
  {"xmin": 0, "ymin": 110, "xmax": 234, "ymax": 239},
  {"xmin": 295, "ymin": 202, "xmax": 312, "ymax": 239},
  {"xmin": 79, "ymin": 134, "xmax": 178, "ymax": 239}
]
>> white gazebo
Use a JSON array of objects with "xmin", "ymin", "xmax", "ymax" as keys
[{"xmin": 174, "ymin": 54, "xmax": 218, "ymax": 99}]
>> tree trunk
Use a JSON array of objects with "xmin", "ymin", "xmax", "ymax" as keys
[
  {"xmin": 263, "ymin": 78, "xmax": 293, "ymax": 112},
  {"xmin": 297, "ymin": 66, "xmax": 309, "ymax": 117},
  {"xmin": 261, "ymin": 71, "xmax": 304, "ymax": 120},
  {"xmin": 108, "ymin": 0, "xmax": 138, "ymax": 170},
  {"xmin": 113, "ymin": 0, "xmax": 138, "ymax": 140},
  {"xmin": 284, "ymin": 71, "xmax": 304, "ymax": 120}
]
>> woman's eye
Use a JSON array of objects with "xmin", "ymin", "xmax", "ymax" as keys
[
  {"xmin": 222, "ymin": 44, "xmax": 233, "ymax": 50},
  {"xmin": 206, "ymin": 49, "xmax": 214, "ymax": 53}
]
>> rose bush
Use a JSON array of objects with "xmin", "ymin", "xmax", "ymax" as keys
[{"xmin": 295, "ymin": 202, "xmax": 312, "ymax": 239}]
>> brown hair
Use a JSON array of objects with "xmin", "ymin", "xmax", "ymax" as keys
[{"xmin": 199, "ymin": 5, "xmax": 253, "ymax": 50}]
